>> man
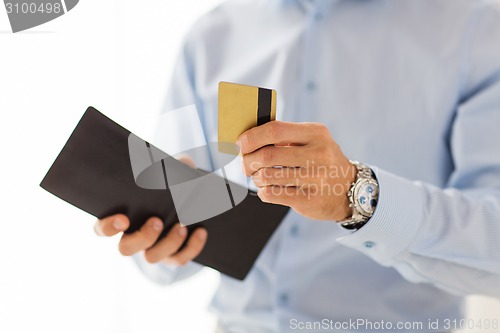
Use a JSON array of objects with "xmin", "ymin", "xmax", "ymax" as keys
[{"xmin": 95, "ymin": 0, "xmax": 500, "ymax": 332}]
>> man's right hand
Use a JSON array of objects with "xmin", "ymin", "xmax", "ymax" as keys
[{"xmin": 94, "ymin": 214, "xmax": 207, "ymax": 266}]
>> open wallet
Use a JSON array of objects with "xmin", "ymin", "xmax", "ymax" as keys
[{"xmin": 40, "ymin": 107, "xmax": 290, "ymax": 280}]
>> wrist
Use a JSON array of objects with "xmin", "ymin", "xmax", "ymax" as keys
[
  {"xmin": 339, "ymin": 162, "xmax": 357, "ymax": 219},
  {"xmin": 329, "ymin": 161, "xmax": 356, "ymax": 221}
]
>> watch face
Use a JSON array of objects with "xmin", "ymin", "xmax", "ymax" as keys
[{"xmin": 357, "ymin": 181, "xmax": 379, "ymax": 215}]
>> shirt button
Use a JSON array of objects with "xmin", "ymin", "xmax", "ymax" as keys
[
  {"xmin": 363, "ymin": 241, "xmax": 376, "ymax": 249},
  {"xmin": 278, "ymin": 292, "xmax": 289, "ymax": 306},
  {"xmin": 306, "ymin": 81, "xmax": 316, "ymax": 91},
  {"xmin": 314, "ymin": 12, "xmax": 323, "ymax": 21},
  {"xmin": 290, "ymin": 224, "xmax": 299, "ymax": 237}
]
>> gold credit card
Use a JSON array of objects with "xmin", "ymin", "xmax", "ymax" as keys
[{"xmin": 218, "ymin": 81, "xmax": 277, "ymax": 155}]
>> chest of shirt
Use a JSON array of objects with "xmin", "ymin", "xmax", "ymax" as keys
[{"xmin": 191, "ymin": 3, "xmax": 465, "ymax": 186}]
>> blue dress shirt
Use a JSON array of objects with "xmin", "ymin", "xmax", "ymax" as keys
[{"xmin": 133, "ymin": 0, "xmax": 500, "ymax": 332}]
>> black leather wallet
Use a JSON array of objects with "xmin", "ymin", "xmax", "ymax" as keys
[{"xmin": 40, "ymin": 107, "xmax": 289, "ymax": 280}]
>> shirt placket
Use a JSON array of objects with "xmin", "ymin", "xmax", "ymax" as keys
[{"xmin": 273, "ymin": 1, "xmax": 334, "ymax": 330}]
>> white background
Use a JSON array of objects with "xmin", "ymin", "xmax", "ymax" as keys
[
  {"xmin": 0, "ymin": 1, "xmax": 499, "ymax": 333},
  {"xmin": 0, "ymin": 1, "xmax": 222, "ymax": 332}
]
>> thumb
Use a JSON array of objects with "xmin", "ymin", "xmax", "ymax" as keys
[{"xmin": 176, "ymin": 154, "xmax": 196, "ymax": 168}]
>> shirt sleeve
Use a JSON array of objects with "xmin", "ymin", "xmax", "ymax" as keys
[
  {"xmin": 131, "ymin": 30, "xmax": 206, "ymax": 285},
  {"xmin": 132, "ymin": 253, "xmax": 204, "ymax": 285},
  {"xmin": 337, "ymin": 3, "xmax": 500, "ymax": 298}
]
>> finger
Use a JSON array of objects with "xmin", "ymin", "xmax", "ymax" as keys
[
  {"xmin": 94, "ymin": 214, "xmax": 129, "ymax": 237},
  {"xmin": 238, "ymin": 121, "xmax": 315, "ymax": 155},
  {"xmin": 176, "ymin": 155, "xmax": 196, "ymax": 168},
  {"xmin": 253, "ymin": 167, "xmax": 307, "ymax": 187},
  {"xmin": 252, "ymin": 163, "xmax": 349, "ymax": 187},
  {"xmin": 242, "ymin": 146, "xmax": 308, "ymax": 176},
  {"xmin": 257, "ymin": 183, "xmax": 346, "ymax": 207},
  {"xmin": 257, "ymin": 186, "xmax": 321, "ymax": 213},
  {"xmin": 163, "ymin": 228, "xmax": 208, "ymax": 266},
  {"xmin": 118, "ymin": 217, "xmax": 164, "ymax": 256},
  {"xmin": 143, "ymin": 224, "xmax": 188, "ymax": 263}
]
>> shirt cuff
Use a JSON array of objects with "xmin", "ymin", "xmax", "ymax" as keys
[{"xmin": 336, "ymin": 167, "xmax": 425, "ymax": 266}]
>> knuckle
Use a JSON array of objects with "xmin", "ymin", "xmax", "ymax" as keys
[
  {"xmin": 248, "ymin": 161, "xmax": 260, "ymax": 176},
  {"xmin": 240, "ymin": 133, "xmax": 251, "ymax": 151},
  {"xmin": 257, "ymin": 188, "xmax": 270, "ymax": 202},
  {"xmin": 263, "ymin": 170, "xmax": 275, "ymax": 186},
  {"xmin": 289, "ymin": 167, "xmax": 299, "ymax": 180},
  {"xmin": 177, "ymin": 259, "xmax": 189, "ymax": 266},
  {"xmin": 118, "ymin": 242, "xmax": 133, "ymax": 256},
  {"xmin": 165, "ymin": 257, "xmax": 178, "ymax": 266},
  {"xmin": 253, "ymin": 169, "xmax": 266, "ymax": 186},
  {"xmin": 252, "ymin": 174, "xmax": 261, "ymax": 186},
  {"xmin": 314, "ymin": 144, "xmax": 326, "ymax": 154},
  {"xmin": 313, "ymin": 123, "xmax": 329, "ymax": 137},
  {"xmin": 313, "ymin": 144, "xmax": 329, "ymax": 160},
  {"xmin": 260, "ymin": 147, "xmax": 274, "ymax": 165},
  {"xmin": 144, "ymin": 251, "xmax": 160, "ymax": 264},
  {"xmin": 267, "ymin": 121, "xmax": 282, "ymax": 138},
  {"xmin": 262, "ymin": 167, "xmax": 272, "ymax": 179},
  {"xmin": 312, "ymin": 122, "xmax": 327, "ymax": 132},
  {"xmin": 260, "ymin": 178, "xmax": 270, "ymax": 187},
  {"xmin": 171, "ymin": 257, "xmax": 187, "ymax": 266}
]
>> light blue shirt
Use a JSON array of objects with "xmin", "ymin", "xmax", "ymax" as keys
[{"xmin": 133, "ymin": 0, "xmax": 500, "ymax": 332}]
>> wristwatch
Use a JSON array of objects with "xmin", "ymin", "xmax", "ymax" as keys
[{"xmin": 340, "ymin": 161, "xmax": 379, "ymax": 230}]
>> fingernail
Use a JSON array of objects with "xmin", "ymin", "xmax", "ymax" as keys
[
  {"xmin": 113, "ymin": 218, "xmax": 127, "ymax": 230},
  {"xmin": 152, "ymin": 219, "xmax": 163, "ymax": 231},
  {"xmin": 197, "ymin": 229, "xmax": 207, "ymax": 240},
  {"xmin": 178, "ymin": 226, "xmax": 187, "ymax": 237},
  {"xmin": 235, "ymin": 140, "xmax": 241, "ymax": 148}
]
